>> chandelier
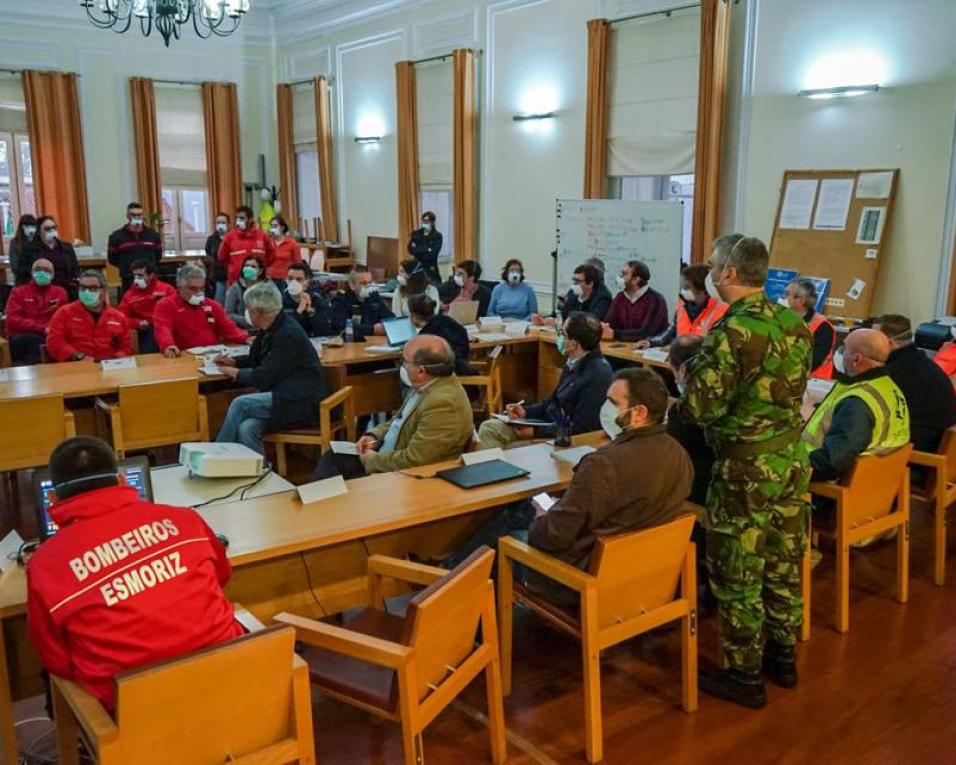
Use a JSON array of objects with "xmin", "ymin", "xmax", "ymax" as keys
[{"xmin": 80, "ymin": 1, "xmax": 251, "ymax": 47}]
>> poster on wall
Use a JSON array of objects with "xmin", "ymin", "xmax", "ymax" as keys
[
  {"xmin": 778, "ymin": 179, "xmax": 818, "ymax": 230},
  {"xmin": 812, "ymin": 178, "xmax": 854, "ymax": 231}
]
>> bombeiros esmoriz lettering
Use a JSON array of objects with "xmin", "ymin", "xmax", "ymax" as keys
[{"xmin": 67, "ymin": 519, "xmax": 180, "ymax": 582}]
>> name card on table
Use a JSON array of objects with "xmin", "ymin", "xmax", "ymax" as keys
[
  {"xmin": 297, "ymin": 475, "xmax": 349, "ymax": 505},
  {"xmin": 462, "ymin": 448, "xmax": 506, "ymax": 466},
  {"xmin": 640, "ymin": 348, "xmax": 670, "ymax": 364},
  {"xmin": 101, "ymin": 357, "xmax": 137, "ymax": 371},
  {"xmin": 0, "ymin": 370, "xmax": 9, "ymax": 383}
]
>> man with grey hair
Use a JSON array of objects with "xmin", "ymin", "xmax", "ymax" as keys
[
  {"xmin": 216, "ymin": 282, "xmax": 327, "ymax": 454},
  {"xmin": 46, "ymin": 269, "xmax": 133, "ymax": 362},
  {"xmin": 154, "ymin": 263, "xmax": 248, "ymax": 357},
  {"xmin": 313, "ymin": 334, "xmax": 473, "ymax": 479},
  {"xmin": 782, "ymin": 277, "xmax": 836, "ymax": 378}
]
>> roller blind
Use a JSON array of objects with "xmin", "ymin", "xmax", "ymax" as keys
[
  {"xmin": 415, "ymin": 59, "xmax": 453, "ymax": 189},
  {"xmin": 0, "ymin": 73, "xmax": 27, "ymax": 133},
  {"xmin": 607, "ymin": 7, "xmax": 700, "ymax": 177},
  {"xmin": 155, "ymin": 83, "xmax": 207, "ymax": 187},
  {"xmin": 291, "ymin": 82, "xmax": 316, "ymax": 148}
]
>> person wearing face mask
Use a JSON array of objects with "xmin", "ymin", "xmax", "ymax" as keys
[
  {"xmin": 107, "ymin": 202, "xmax": 163, "ymax": 295},
  {"xmin": 448, "ymin": 368, "xmax": 692, "ymax": 605},
  {"xmin": 204, "ymin": 212, "xmax": 231, "ymax": 304},
  {"xmin": 217, "ymin": 205, "xmax": 274, "ymax": 287},
  {"xmin": 635, "ymin": 265, "xmax": 728, "ymax": 350},
  {"xmin": 488, "ymin": 258, "xmax": 538, "ymax": 320},
  {"xmin": 406, "ymin": 211, "xmax": 443, "ymax": 285},
  {"xmin": 534, "ymin": 264, "xmax": 612, "ymax": 325},
  {"xmin": 5, "ymin": 258, "xmax": 68, "ymax": 364},
  {"xmin": 117, "ymin": 259, "xmax": 177, "ymax": 354},
  {"xmin": 802, "ymin": 328, "xmax": 910, "ymax": 483},
  {"xmin": 442, "ymin": 260, "xmax": 491, "ymax": 318},
  {"xmin": 224, "ymin": 257, "xmax": 267, "ymax": 329},
  {"xmin": 330, "ymin": 264, "xmax": 394, "ymax": 338},
  {"xmin": 215, "ymin": 282, "xmax": 327, "ymax": 455},
  {"xmin": 282, "ymin": 262, "xmax": 333, "ymax": 337},
  {"xmin": 477, "ymin": 312, "xmax": 612, "ymax": 449},
  {"xmin": 311, "ymin": 335, "xmax": 473, "ymax": 480},
  {"xmin": 8, "ymin": 214, "xmax": 39, "ymax": 281},
  {"xmin": 600, "ymin": 260, "xmax": 669, "ymax": 341},
  {"xmin": 46, "ymin": 270, "xmax": 132, "ymax": 363},
  {"xmin": 408, "ymin": 294, "xmax": 476, "ymax": 376},
  {"xmin": 678, "ymin": 234, "xmax": 812, "ymax": 708},
  {"xmin": 782, "ymin": 278, "xmax": 835, "ymax": 379},
  {"xmin": 17, "ymin": 216, "xmax": 79, "ymax": 294},
  {"xmin": 265, "ymin": 215, "xmax": 304, "ymax": 283},
  {"xmin": 392, "ymin": 258, "xmax": 440, "ymax": 318},
  {"xmin": 153, "ymin": 264, "xmax": 248, "ymax": 358}
]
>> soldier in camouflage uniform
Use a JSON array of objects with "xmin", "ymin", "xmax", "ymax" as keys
[{"xmin": 678, "ymin": 234, "xmax": 812, "ymax": 709}]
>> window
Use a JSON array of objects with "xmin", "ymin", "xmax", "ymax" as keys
[
  {"xmin": 416, "ymin": 60, "xmax": 454, "ymax": 262},
  {"xmin": 295, "ymin": 147, "xmax": 322, "ymax": 234},
  {"xmin": 611, "ymin": 173, "xmax": 695, "ymax": 264},
  {"xmin": 162, "ymin": 186, "xmax": 210, "ymax": 251},
  {"xmin": 419, "ymin": 189, "xmax": 454, "ymax": 261}
]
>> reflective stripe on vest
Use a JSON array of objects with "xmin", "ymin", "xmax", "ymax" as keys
[
  {"xmin": 676, "ymin": 298, "xmax": 726, "ymax": 337},
  {"xmin": 802, "ymin": 375, "xmax": 910, "ymax": 455},
  {"xmin": 806, "ymin": 311, "xmax": 836, "ymax": 379}
]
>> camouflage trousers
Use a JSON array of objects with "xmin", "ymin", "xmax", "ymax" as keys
[{"xmin": 705, "ymin": 440, "xmax": 811, "ymax": 672}]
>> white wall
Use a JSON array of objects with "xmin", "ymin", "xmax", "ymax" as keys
[{"xmin": 0, "ymin": 0, "xmax": 276, "ymax": 251}]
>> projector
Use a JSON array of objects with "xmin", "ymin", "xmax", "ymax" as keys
[{"xmin": 178, "ymin": 442, "xmax": 265, "ymax": 478}]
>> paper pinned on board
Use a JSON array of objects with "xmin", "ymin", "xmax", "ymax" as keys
[
  {"xmin": 864, "ymin": 248, "xmax": 878, "ymax": 260},
  {"xmin": 856, "ymin": 207, "xmax": 887, "ymax": 245},
  {"xmin": 813, "ymin": 178, "xmax": 855, "ymax": 231},
  {"xmin": 856, "ymin": 171, "xmax": 893, "ymax": 199},
  {"xmin": 847, "ymin": 279, "xmax": 866, "ymax": 301},
  {"xmin": 779, "ymin": 179, "xmax": 818, "ymax": 230}
]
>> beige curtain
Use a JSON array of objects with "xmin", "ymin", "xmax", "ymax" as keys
[
  {"xmin": 452, "ymin": 49, "xmax": 477, "ymax": 264},
  {"xmin": 395, "ymin": 61, "xmax": 420, "ymax": 242},
  {"xmin": 583, "ymin": 19, "xmax": 610, "ymax": 199},
  {"xmin": 314, "ymin": 76, "xmax": 339, "ymax": 243},
  {"xmin": 276, "ymin": 83, "xmax": 299, "ymax": 230},
  {"xmin": 691, "ymin": 0, "xmax": 732, "ymax": 264},
  {"xmin": 129, "ymin": 77, "xmax": 162, "ymax": 218},
  {"xmin": 201, "ymin": 82, "xmax": 242, "ymax": 218},
  {"xmin": 22, "ymin": 71, "xmax": 91, "ymax": 243}
]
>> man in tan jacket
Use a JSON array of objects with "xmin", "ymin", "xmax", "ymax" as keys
[{"xmin": 313, "ymin": 335, "xmax": 474, "ymax": 479}]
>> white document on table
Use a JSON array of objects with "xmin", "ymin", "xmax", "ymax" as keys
[{"xmin": 329, "ymin": 441, "xmax": 359, "ymax": 456}]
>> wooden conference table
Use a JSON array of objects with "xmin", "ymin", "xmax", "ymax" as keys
[{"xmin": 0, "ymin": 443, "xmax": 573, "ymax": 762}]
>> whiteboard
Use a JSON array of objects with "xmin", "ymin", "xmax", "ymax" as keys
[{"xmin": 555, "ymin": 199, "xmax": 684, "ymax": 316}]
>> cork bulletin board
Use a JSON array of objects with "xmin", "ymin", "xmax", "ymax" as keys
[{"xmin": 768, "ymin": 168, "xmax": 899, "ymax": 320}]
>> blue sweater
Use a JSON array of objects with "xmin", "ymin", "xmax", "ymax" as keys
[{"xmin": 488, "ymin": 281, "xmax": 538, "ymax": 320}]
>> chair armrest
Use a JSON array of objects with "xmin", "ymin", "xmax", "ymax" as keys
[
  {"xmin": 51, "ymin": 676, "xmax": 119, "ymax": 743},
  {"xmin": 457, "ymin": 375, "xmax": 491, "ymax": 387},
  {"xmin": 498, "ymin": 536, "xmax": 595, "ymax": 592},
  {"xmin": 233, "ymin": 604, "xmax": 267, "ymax": 632},
  {"xmin": 367, "ymin": 555, "xmax": 447, "ymax": 586},
  {"xmin": 274, "ymin": 611, "xmax": 411, "ymax": 669},
  {"xmin": 909, "ymin": 450, "xmax": 945, "ymax": 470},
  {"xmin": 808, "ymin": 481, "xmax": 846, "ymax": 502},
  {"xmin": 321, "ymin": 385, "xmax": 354, "ymax": 412}
]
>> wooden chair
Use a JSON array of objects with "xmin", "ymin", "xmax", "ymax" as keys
[
  {"xmin": 809, "ymin": 444, "xmax": 913, "ymax": 634},
  {"xmin": 909, "ymin": 427, "xmax": 956, "ymax": 585},
  {"xmin": 95, "ymin": 378, "xmax": 209, "ymax": 458},
  {"xmin": 459, "ymin": 345, "xmax": 504, "ymax": 421},
  {"xmin": 51, "ymin": 625, "xmax": 315, "ymax": 765},
  {"xmin": 263, "ymin": 365, "xmax": 357, "ymax": 477},
  {"xmin": 0, "ymin": 337, "xmax": 10, "ymax": 368},
  {"xmin": 498, "ymin": 514, "xmax": 697, "ymax": 764},
  {"xmin": 275, "ymin": 549, "xmax": 506, "ymax": 765},
  {"xmin": 0, "ymin": 393, "xmax": 75, "ymax": 472}
]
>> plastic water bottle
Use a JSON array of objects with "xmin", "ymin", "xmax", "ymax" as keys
[
  {"xmin": 345, "ymin": 318, "xmax": 354, "ymax": 343},
  {"xmin": 555, "ymin": 307, "xmax": 564, "ymax": 332}
]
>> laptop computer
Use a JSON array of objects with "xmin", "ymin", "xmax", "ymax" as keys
[
  {"xmin": 436, "ymin": 459, "xmax": 530, "ymax": 490},
  {"xmin": 382, "ymin": 317, "xmax": 417, "ymax": 348},
  {"xmin": 448, "ymin": 300, "xmax": 479, "ymax": 326},
  {"xmin": 33, "ymin": 456, "xmax": 153, "ymax": 540}
]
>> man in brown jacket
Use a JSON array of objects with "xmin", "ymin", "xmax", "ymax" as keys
[
  {"xmin": 313, "ymin": 335, "xmax": 474, "ymax": 479},
  {"xmin": 449, "ymin": 367, "xmax": 693, "ymax": 603}
]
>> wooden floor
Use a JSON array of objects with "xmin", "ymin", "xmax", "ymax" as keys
[{"xmin": 5, "ymin": 476, "xmax": 956, "ymax": 763}]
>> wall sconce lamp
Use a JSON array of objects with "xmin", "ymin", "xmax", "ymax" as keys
[
  {"xmin": 798, "ymin": 84, "xmax": 880, "ymax": 100},
  {"xmin": 512, "ymin": 111, "xmax": 557, "ymax": 122}
]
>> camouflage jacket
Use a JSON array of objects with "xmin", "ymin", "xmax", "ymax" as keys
[{"xmin": 678, "ymin": 291, "xmax": 811, "ymax": 449}]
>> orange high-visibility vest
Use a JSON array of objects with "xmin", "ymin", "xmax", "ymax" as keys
[
  {"xmin": 676, "ymin": 297, "xmax": 728, "ymax": 337},
  {"xmin": 807, "ymin": 311, "xmax": 836, "ymax": 379}
]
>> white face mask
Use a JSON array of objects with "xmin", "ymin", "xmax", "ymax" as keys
[
  {"xmin": 397, "ymin": 274, "xmax": 408, "ymax": 287},
  {"xmin": 422, "ymin": 222, "xmax": 432, "ymax": 233},
  {"xmin": 130, "ymin": 216, "xmax": 144, "ymax": 228},
  {"xmin": 286, "ymin": 279, "xmax": 305, "ymax": 297},
  {"xmin": 453, "ymin": 274, "xmax": 465, "ymax": 288},
  {"xmin": 270, "ymin": 226, "xmax": 281, "ymax": 237},
  {"xmin": 777, "ymin": 297, "xmax": 790, "ymax": 308},
  {"xmin": 44, "ymin": 228, "xmax": 58, "ymax": 244},
  {"xmin": 600, "ymin": 399, "xmax": 623, "ymax": 440},
  {"xmin": 236, "ymin": 219, "xmax": 248, "ymax": 231},
  {"xmin": 244, "ymin": 308, "xmax": 254, "ymax": 327},
  {"xmin": 359, "ymin": 284, "xmax": 376, "ymax": 301},
  {"xmin": 216, "ymin": 222, "xmax": 228, "ymax": 235},
  {"xmin": 188, "ymin": 293, "xmax": 204, "ymax": 306},
  {"xmin": 615, "ymin": 275, "xmax": 626, "ymax": 289},
  {"xmin": 399, "ymin": 364, "xmax": 413, "ymax": 388},
  {"xmin": 571, "ymin": 283, "xmax": 584, "ymax": 298},
  {"xmin": 676, "ymin": 378, "xmax": 686, "ymax": 395},
  {"xmin": 23, "ymin": 225, "xmax": 37, "ymax": 238},
  {"xmin": 833, "ymin": 349, "xmax": 846, "ymax": 375},
  {"xmin": 951, "ymin": 325, "xmax": 956, "ymax": 342},
  {"xmin": 134, "ymin": 276, "xmax": 149, "ymax": 290},
  {"xmin": 680, "ymin": 288, "xmax": 695, "ymax": 302},
  {"xmin": 508, "ymin": 271, "xmax": 521, "ymax": 284},
  {"xmin": 705, "ymin": 271, "xmax": 721, "ymax": 300}
]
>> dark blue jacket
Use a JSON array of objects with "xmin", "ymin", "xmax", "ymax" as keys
[
  {"xmin": 561, "ymin": 283, "xmax": 614, "ymax": 322},
  {"xmin": 235, "ymin": 311, "xmax": 327, "ymax": 430},
  {"xmin": 419, "ymin": 314, "xmax": 477, "ymax": 376},
  {"xmin": 407, "ymin": 227, "xmax": 443, "ymax": 284},
  {"xmin": 525, "ymin": 349, "xmax": 613, "ymax": 438},
  {"xmin": 282, "ymin": 287, "xmax": 333, "ymax": 337},
  {"xmin": 330, "ymin": 288, "xmax": 394, "ymax": 338}
]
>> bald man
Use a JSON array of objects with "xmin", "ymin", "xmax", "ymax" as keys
[
  {"xmin": 312, "ymin": 335, "xmax": 474, "ymax": 480},
  {"xmin": 802, "ymin": 328, "xmax": 910, "ymax": 482}
]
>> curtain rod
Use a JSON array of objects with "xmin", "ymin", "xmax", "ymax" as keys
[
  {"xmin": 284, "ymin": 76, "xmax": 337, "ymax": 87},
  {"xmin": 151, "ymin": 78, "xmax": 233, "ymax": 87},
  {"xmin": 412, "ymin": 48, "xmax": 481, "ymax": 66},
  {"xmin": 609, "ymin": 2, "xmax": 701, "ymax": 25},
  {"xmin": 0, "ymin": 67, "xmax": 81, "ymax": 77}
]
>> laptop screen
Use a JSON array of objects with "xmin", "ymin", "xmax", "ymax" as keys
[
  {"xmin": 383, "ymin": 317, "xmax": 416, "ymax": 347},
  {"xmin": 35, "ymin": 457, "xmax": 153, "ymax": 540}
]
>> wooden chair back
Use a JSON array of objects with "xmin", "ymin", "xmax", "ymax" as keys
[
  {"xmin": 842, "ymin": 445, "xmax": 913, "ymax": 528},
  {"xmin": 401, "ymin": 548, "xmax": 494, "ymax": 703},
  {"xmin": 938, "ymin": 427, "xmax": 956, "ymax": 488},
  {"xmin": 324, "ymin": 363, "xmax": 347, "ymax": 392},
  {"xmin": 116, "ymin": 378, "xmax": 207, "ymax": 451},
  {"xmin": 0, "ymin": 394, "xmax": 74, "ymax": 471},
  {"xmin": 0, "ymin": 337, "xmax": 10, "ymax": 368},
  {"xmin": 588, "ymin": 514, "xmax": 695, "ymax": 630},
  {"xmin": 112, "ymin": 626, "xmax": 305, "ymax": 765}
]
